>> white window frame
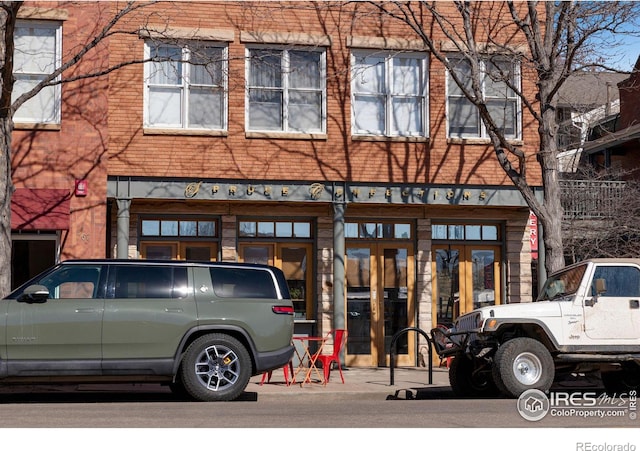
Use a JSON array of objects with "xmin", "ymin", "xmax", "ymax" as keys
[
  {"xmin": 245, "ymin": 46, "xmax": 326, "ymax": 134},
  {"xmin": 446, "ymin": 55, "xmax": 521, "ymax": 140},
  {"xmin": 143, "ymin": 41, "xmax": 228, "ymax": 131},
  {"xmin": 13, "ymin": 20, "xmax": 62, "ymax": 125},
  {"xmin": 351, "ymin": 50, "xmax": 429, "ymax": 138}
]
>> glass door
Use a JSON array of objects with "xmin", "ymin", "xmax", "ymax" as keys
[
  {"xmin": 433, "ymin": 246, "xmax": 462, "ymax": 327},
  {"xmin": 345, "ymin": 246, "xmax": 374, "ymax": 365},
  {"xmin": 433, "ymin": 245, "xmax": 501, "ymax": 327},
  {"xmin": 381, "ymin": 246, "xmax": 413, "ymax": 366},
  {"xmin": 345, "ymin": 244, "xmax": 414, "ymax": 366}
]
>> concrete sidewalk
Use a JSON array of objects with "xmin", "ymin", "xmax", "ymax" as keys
[
  {"xmin": 248, "ymin": 366, "xmax": 452, "ymax": 398},
  {"xmin": 0, "ymin": 366, "xmax": 453, "ymax": 401}
]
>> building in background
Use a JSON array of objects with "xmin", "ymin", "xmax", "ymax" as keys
[
  {"xmin": 10, "ymin": 4, "xmax": 108, "ymax": 288},
  {"xmin": 11, "ymin": 1, "xmax": 542, "ymax": 368},
  {"xmin": 556, "ymin": 71, "xmax": 627, "ymax": 174},
  {"xmin": 579, "ymin": 56, "xmax": 640, "ymax": 180}
]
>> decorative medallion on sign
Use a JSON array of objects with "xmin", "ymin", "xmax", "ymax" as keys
[
  {"xmin": 309, "ymin": 183, "xmax": 324, "ymax": 200},
  {"xmin": 185, "ymin": 181, "xmax": 202, "ymax": 198}
]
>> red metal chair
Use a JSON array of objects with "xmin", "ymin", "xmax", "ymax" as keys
[
  {"xmin": 259, "ymin": 360, "xmax": 295, "ymax": 386},
  {"xmin": 315, "ymin": 329, "xmax": 348, "ymax": 384}
]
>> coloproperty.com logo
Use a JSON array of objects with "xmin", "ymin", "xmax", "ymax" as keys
[{"xmin": 517, "ymin": 388, "xmax": 638, "ymax": 422}]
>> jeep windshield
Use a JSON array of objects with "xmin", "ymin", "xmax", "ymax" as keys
[{"xmin": 536, "ymin": 263, "xmax": 587, "ymax": 301}]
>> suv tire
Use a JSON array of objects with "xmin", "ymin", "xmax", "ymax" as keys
[
  {"xmin": 492, "ymin": 337, "xmax": 554, "ymax": 398},
  {"xmin": 181, "ymin": 333, "xmax": 251, "ymax": 402},
  {"xmin": 449, "ymin": 354, "xmax": 499, "ymax": 398}
]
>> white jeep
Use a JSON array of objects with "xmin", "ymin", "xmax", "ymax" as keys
[{"xmin": 432, "ymin": 258, "xmax": 640, "ymax": 398}]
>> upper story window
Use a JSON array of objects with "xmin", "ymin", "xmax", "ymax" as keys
[
  {"xmin": 144, "ymin": 41, "xmax": 227, "ymax": 130},
  {"xmin": 246, "ymin": 47, "xmax": 326, "ymax": 133},
  {"xmin": 447, "ymin": 56, "xmax": 520, "ymax": 140},
  {"xmin": 351, "ymin": 50, "xmax": 428, "ymax": 137},
  {"xmin": 13, "ymin": 20, "xmax": 62, "ymax": 124}
]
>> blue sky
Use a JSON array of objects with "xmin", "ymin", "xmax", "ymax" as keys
[{"xmin": 610, "ymin": 35, "xmax": 640, "ymax": 71}]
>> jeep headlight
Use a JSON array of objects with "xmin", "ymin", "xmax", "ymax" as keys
[{"xmin": 483, "ymin": 317, "xmax": 499, "ymax": 331}]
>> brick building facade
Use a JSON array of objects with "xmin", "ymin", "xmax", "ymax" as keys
[{"xmin": 10, "ymin": 1, "xmax": 542, "ymax": 367}]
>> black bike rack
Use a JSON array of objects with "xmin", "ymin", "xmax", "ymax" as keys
[{"xmin": 389, "ymin": 326, "xmax": 434, "ymax": 386}]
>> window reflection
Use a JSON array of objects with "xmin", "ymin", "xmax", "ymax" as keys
[
  {"xmin": 180, "ymin": 221, "xmax": 197, "ymax": 236},
  {"xmin": 257, "ymin": 222, "xmax": 275, "ymax": 237},
  {"xmin": 432, "ymin": 223, "xmax": 500, "ymax": 241},
  {"xmin": 161, "ymin": 221, "xmax": 178, "ymax": 236},
  {"xmin": 345, "ymin": 222, "xmax": 412, "ymax": 240},
  {"xmin": 293, "ymin": 222, "xmax": 311, "ymax": 238},
  {"xmin": 239, "ymin": 221, "xmax": 256, "ymax": 237}
]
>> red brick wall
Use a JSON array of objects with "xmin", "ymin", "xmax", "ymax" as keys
[
  {"xmin": 618, "ymin": 56, "xmax": 640, "ymax": 129},
  {"xmin": 107, "ymin": 1, "xmax": 542, "ymax": 186},
  {"xmin": 12, "ymin": 2, "xmax": 542, "ymax": 263},
  {"xmin": 12, "ymin": 1, "xmax": 110, "ymax": 259}
]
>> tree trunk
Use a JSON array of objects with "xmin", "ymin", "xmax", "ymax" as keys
[
  {"xmin": 0, "ymin": 116, "xmax": 11, "ymax": 297},
  {"xmin": 0, "ymin": 2, "xmax": 22, "ymax": 297},
  {"xmin": 537, "ymin": 84, "xmax": 566, "ymax": 275}
]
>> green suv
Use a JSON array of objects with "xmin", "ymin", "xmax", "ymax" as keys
[{"xmin": 1, "ymin": 260, "xmax": 294, "ymax": 401}]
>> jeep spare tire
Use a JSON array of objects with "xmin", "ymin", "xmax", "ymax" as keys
[
  {"xmin": 181, "ymin": 333, "xmax": 251, "ymax": 401},
  {"xmin": 492, "ymin": 337, "xmax": 554, "ymax": 398}
]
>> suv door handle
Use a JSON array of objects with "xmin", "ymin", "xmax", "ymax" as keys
[
  {"xmin": 75, "ymin": 308, "xmax": 99, "ymax": 313},
  {"xmin": 630, "ymin": 300, "xmax": 639, "ymax": 309}
]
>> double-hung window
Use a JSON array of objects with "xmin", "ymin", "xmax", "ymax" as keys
[
  {"xmin": 247, "ymin": 47, "xmax": 325, "ymax": 133},
  {"xmin": 351, "ymin": 51, "xmax": 428, "ymax": 137},
  {"xmin": 13, "ymin": 20, "xmax": 62, "ymax": 124},
  {"xmin": 145, "ymin": 42, "xmax": 227, "ymax": 130},
  {"xmin": 447, "ymin": 56, "xmax": 520, "ymax": 139}
]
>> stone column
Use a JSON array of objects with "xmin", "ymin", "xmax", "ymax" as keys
[
  {"xmin": 332, "ymin": 201, "xmax": 346, "ymax": 363},
  {"xmin": 115, "ymin": 198, "xmax": 131, "ymax": 259}
]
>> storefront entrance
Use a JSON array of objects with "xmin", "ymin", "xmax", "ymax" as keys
[
  {"xmin": 345, "ymin": 243, "xmax": 415, "ymax": 367},
  {"xmin": 433, "ymin": 245, "xmax": 501, "ymax": 327},
  {"xmin": 11, "ymin": 234, "xmax": 58, "ymax": 290}
]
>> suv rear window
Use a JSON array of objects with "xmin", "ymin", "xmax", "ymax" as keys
[
  {"xmin": 110, "ymin": 265, "xmax": 188, "ymax": 299},
  {"xmin": 210, "ymin": 267, "xmax": 277, "ymax": 299}
]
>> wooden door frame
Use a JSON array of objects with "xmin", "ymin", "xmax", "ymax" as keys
[
  {"xmin": 345, "ymin": 244, "xmax": 377, "ymax": 367},
  {"xmin": 345, "ymin": 243, "xmax": 415, "ymax": 367},
  {"xmin": 461, "ymin": 245, "xmax": 502, "ymax": 314},
  {"xmin": 379, "ymin": 243, "xmax": 415, "ymax": 367},
  {"xmin": 431, "ymin": 244, "xmax": 502, "ymax": 326}
]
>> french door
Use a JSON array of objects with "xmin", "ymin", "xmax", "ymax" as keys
[
  {"xmin": 345, "ymin": 243, "xmax": 415, "ymax": 366},
  {"xmin": 433, "ymin": 245, "xmax": 501, "ymax": 327}
]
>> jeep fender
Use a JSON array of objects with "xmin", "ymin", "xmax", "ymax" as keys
[{"xmin": 482, "ymin": 318, "xmax": 559, "ymax": 352}]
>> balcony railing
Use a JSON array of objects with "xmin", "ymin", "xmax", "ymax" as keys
[{"xmin": 560, "ymin": 180, "xmax": 627, "ymax": 219}]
